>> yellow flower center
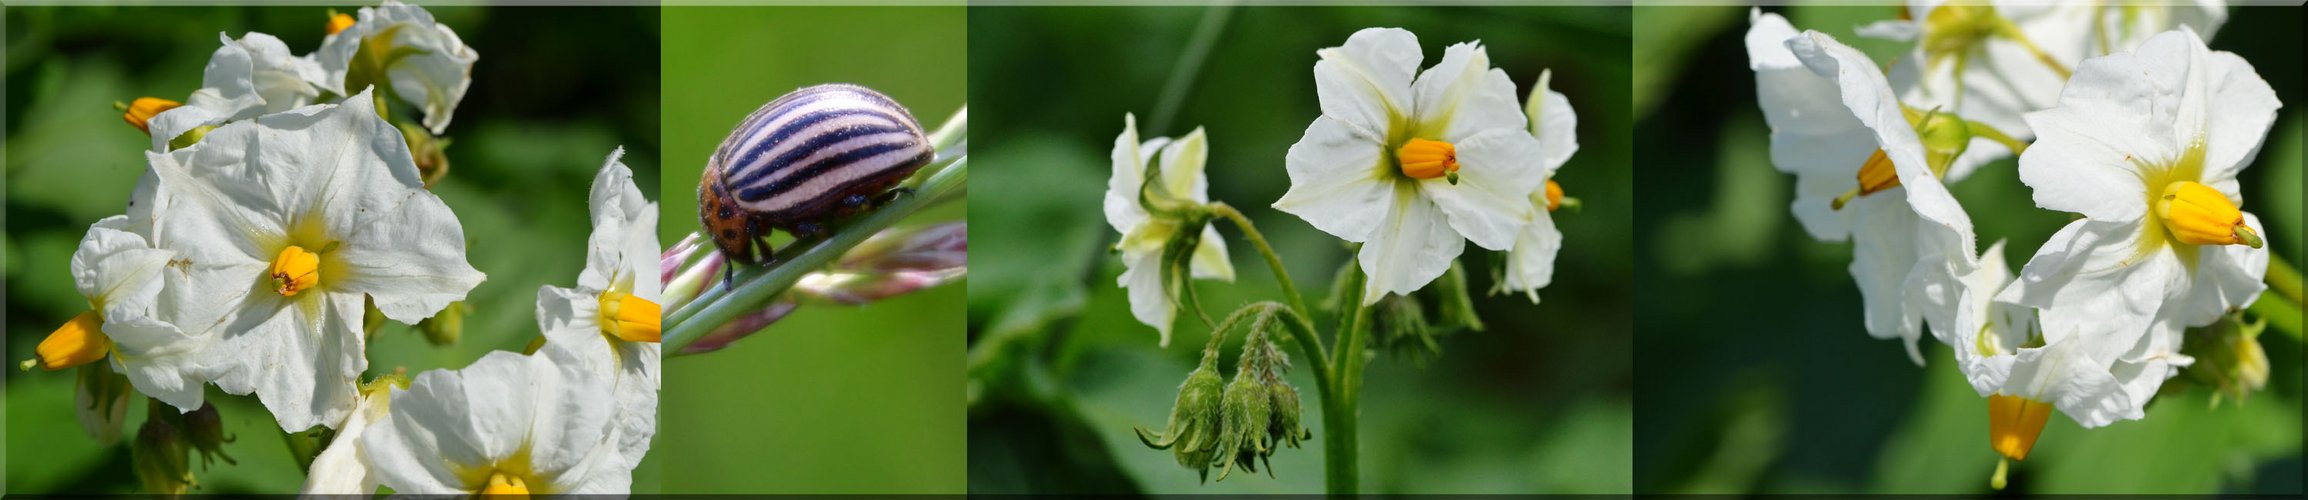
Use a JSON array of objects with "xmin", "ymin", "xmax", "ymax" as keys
[
  {"xmin": 1396, "ymin": 138, "xmax": 1460, "ymax": 182},
  {"xmin": 326, "ymin": 12, "xmax": 357, "ymax": 36},
  {"xmin": 1832, "ymin": 149, "xmax": 1900, "ymax": 210},
  {"xmin": 480, "ymin": 472, "xmax": 529, "ymax": 496},
  {"xmin": 121, "ymin": 97, "xmax": 182, "ymax": 134},
  {"xmin": 1987, "ymin": 394, "xmax": 2052, "ymax": 461},
  {"xmin": 2156, "ymin": 181, "xmax": 2261, "ymax": 248},
  {"xmin": 598, "ymin": 290, "xmax": 662, "ymax": 343},
  {"xmin": 1543, "ymin": 180, "xmax": 1564, "ymax": 212},
  {"xmin": 271, "ymin": 246, "xmax": 322, "ymax": 297},
  {"xmin": 23, "ymin": 311, "xmax": 110, "ymax": 371}
]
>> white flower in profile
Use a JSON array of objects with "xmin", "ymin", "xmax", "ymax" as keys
[
  {"xmin": 299, "ymin": 376, "xmax": 403, "ymax": 494},
  {"xmin": 536, "ymin": 147, "xmax": 661, "ymax": 468},
  {"xmin": 1106, "ymin": 113, "xmax": 1233, "ymax": 347},
  {"xmin": 359, "ymin": 347, "xmax": 632, "ymax": 494},
  {"xmin": 314, "ymin": 0, "xmax": 478, "ymax": 134},
  {"xmin": 146, "ymin": 32, "xmax": 331, "ymax": 151},
  {"xmin": 146, "ymin": 88, "xmax": 485, "ymax": 432},
  {"xmin": 1997, "ymin": 29, "xmax": 2275, "ymax": 414},
  {"xmin": 1273, "ymin": 28, "xmax": 1547, "ymax": 305},
  {"xmin": 20, "ymin": 216, "xmax": 210, "ymax": 412},
  {"xmin": 1498, "ymin": 69, "xmax": 1578, "ymax": 302},
  {"xmin": 1862, "ymin": 1, "xmax": 2225, "ymax": 145},
  {"xmin": 1746, "ymin": 10, "xmax": 1982, "ymax": 365}
]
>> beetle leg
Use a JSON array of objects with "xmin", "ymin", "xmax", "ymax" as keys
[{"xmin": 871, "ymin": 187, "xmax": 913, "ymax": 209}]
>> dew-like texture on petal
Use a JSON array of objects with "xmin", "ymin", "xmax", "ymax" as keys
[
  {"xmin": 1748, "ymin": 12, "xmax": 1871, "ymax": 241},
  {"xmin": 1997, "ymin": 220, "xmax": 2185, "ymax": 366},
  {"xmin": 1429, "ymin": 129, "xmax": 1544, "ymax": 250},
  {"xmin": 1410, "ymin": 42, "xmax": 1527, "ymax": 143},
  {"xmin": 1313, "ymin": 27, "xmax": 1420, "ymax": 140},
  {"xmin": 1358, "ymin": 183, "xmax": 1464, "ymax": 304},
  {"xmin": 2181, "ymin": 212, "xmax": 2269, "ymax": 326},
  {"xmin": 1526, "ymin": 69, "xmax": 1579, "ymax": 176},
  {"xmin": 303, "ymin": 388, "xmax": 390, "ymax": 494},
  {"xmin": 1275, "ymin": 117, "xmax": 1392, "ymax": 242},
  {"xmin": 1503, "ymin": 209, "xmax": 1561, "ymax": 301}
]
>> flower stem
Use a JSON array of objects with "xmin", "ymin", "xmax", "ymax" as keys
[
  {"xmin": 1211, "ymin": 203, "xmax": 1321, "ymax": 356},
  {"xmin": 1321, "ymin": 263, "xmax": 1372, "ymax": 495},
  {"xmin": 1995, "ymin": 18, "xmax": 2073, "ymax": 79},
  {"xmin": 2266, "ymin": 252, "xmax": 2302, "ymax": 307},
  {"xmin": 661, "ymin": 156, "xmax": 966, "ymax": 356}
]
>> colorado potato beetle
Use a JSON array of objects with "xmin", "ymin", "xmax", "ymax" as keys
[{"xmin": 699, "ymin": 84, "xmax": 935, "ymax": 285}]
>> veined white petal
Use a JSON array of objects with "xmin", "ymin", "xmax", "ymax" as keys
[
  {"xmin": 1790, "ymin": 31, "xmax": 1978, "ymax": 274},
  {"xmin": 316, "ymin": 0, "xmax": 477, "ymax": 134},
  {"xmin": 2001, "ymin": 338, "xmax": 2138, "ymax": 428},
  {"xmin": 1275, "ymin": 117, "xmax": 1391, "ymax": 242},
  {"xmin": 1356, "ymin": 183, "xmax": 1464, "ymax": 305},
  {"xmin": 1188, "ymin": 225, "xmax": 1234, "ymax": 282},
  {"xmin": 2179, "ymin": 212, "xmax": 2269, "ymax": 327},
  {"xmin": 1502, "ymin": 208, "xmax": 1561, "ymax": 302},
  {"xmin": 1847, "ymin": 194, "xmax": 1925, "ymax": 364},
  {"xmin": 1313, "ymin": 27, "xmax": 1420, "ymax": 140},
  {"xmin": 1410, "ymin": 42, "xmax": 1526, "ymax": 142},
  {"xmin": 1118, "ymin": 247, "xmax": 1176, "ymax": 347},
  {"xmin": 1428, "ymin": 129, "xmax": 1543, "ymax": 250},
  {"xmin": 1997, "ymin": 220, "xmax": 2185, "ymax": 366},
  {"xmin": 1526, "ymin": 69, "xmax": 1579, "ymax": 177},
  {"xmin": 1105, "ymin": 114, "xmax": 1153, "ymax": 235},
  {"xmin": 1156, "ymin": 127, "xmax": 1213, "ymax": 204},
  {"xmin": 301, "ymin": 387, "xmax": 391, "ymax": 494}
]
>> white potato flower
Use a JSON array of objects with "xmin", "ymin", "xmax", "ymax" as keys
[
  {"xmin": 1997, "ymin": 29, "xmax": 2276, "ymax": 415},
  {"xmin": 300, "ymin": 376, "xmax": 402, "ymax": 494},
  {"xmin": 314, "ymin": 0, "xmax": 478, "ymax": 134},
  {"xmin": 1499, "ymin": 69, "xmax": 1578, "ymax": 302},
  {"xmin": 1107, "ymin": 113, "xmax": 1234, "ymax": 347},
  {"xmin": 1863, "ymin": 0, "xmax": 2224, "ymax": 145},
  {"xmin": 146, "ymin": 32, "xmax": 331, "ymax": 152},
  {"xmin": 1747, "ymin": 11, "xmax": 1982, "ymax": 365},
  {"xmin": 359, "ymin": 347, "xmax": 634, "ymax": 494},
  {"xmin": 22, "ymin": 216, "xmax": 210, "ymax": 412},
  {"xmin": 1273, "ymin": 27, "xmax": 1547, "ymax": 305},
  {"xmin": 145, "ymin": 88, "xmax": 485, "ymax": 432},
  {"xmin": 535, "ymin": 147, "xmax": 661, "ymax": 469}
]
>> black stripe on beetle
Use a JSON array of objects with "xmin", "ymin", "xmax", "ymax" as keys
[{"xmin": 698, "ymin": 84, "xmax": 935, "ymax": 284}]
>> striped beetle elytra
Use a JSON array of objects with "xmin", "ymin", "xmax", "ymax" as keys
[{"xmin": 698, "ymin": 84, "xmax": 935, "ymax": 281}]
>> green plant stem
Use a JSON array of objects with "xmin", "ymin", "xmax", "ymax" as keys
[
  {"xmin": 1322, "ymin": 264, "xmax": 1372, "ymax": 495},
  {"xmin": 1212, "ymin": 203, "xmax": 1321, "ymax": 356},
  {"xmin": 2266, "ymin": 252, "xmax": 2302, "ymax": 307},
  {"xmin": 661, "ymin": 156, "xmax": 966, "ymax": 355}
]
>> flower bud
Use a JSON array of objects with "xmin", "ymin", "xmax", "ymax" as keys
[
  {"xmin": 1371, "ymin": 293, "xmax": 1441, "ymax": 359},
  {"xmin": 1135, "ymin": 359, "xmax": 1226, "ymax": 480},
  {"xmin": 682, "ymin": 300, "xmax": 799, "ymax": 355},
  {"xmin": 180, "ymin": 402, "xmax": 237, "ymax": 469},
  {"xmin": 417, "ymin": 301, "xmax": 467, "ymax": 346},
  {"xmin": 73, "ymin": 362, "xmax": 133, "ymax": 446},
  {"xmin": 134, "ymin": 416, "xmax": 194, "ymax": 495},
  {"xmin": 1211, "ymin": 373, "xmax": 1273, "ymax": 481},
  {"xmin": 1267, "ymin": 379, "xmax": 1309, "ymax": 451},
  {"xmin": 396, "ymin": 122, "xmax": 452, "ymax": 188},
  {"xmin": 2184, "ymin": 312, "xmax": 2270, "ymax": 405}
]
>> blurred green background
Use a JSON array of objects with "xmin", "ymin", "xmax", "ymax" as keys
[
  {"xmin": 656, "ymin": 6, "xmax": 966, "ymax": 494},
  {"xmin": 1632, "ymin": 5, "xmax": 2304, "ymax": 494},
  {"xmin": 4, "ymin": 4, "xmax": 662, "ymax": 494},
  {"xmin": 966, "ymin": 5, "xmax": 1632, "ymax": 494}
]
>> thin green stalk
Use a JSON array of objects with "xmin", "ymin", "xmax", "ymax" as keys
[
  {"xmin": 1322, "ymin": 264, "xmax": 1372, "ymax": 495},
  {"xmin": 1212, "ymin": 203, "xmax": 1320, "ymax": 356},
  {"xmin": 662, "ymin": 157, "xmax": 966, "ymax": 355},
  {"xmin": 2266, "ymin": 252, "xmax": 2302, "ymax": 307},
  {"xmin": 1148, "ymin": 3, "xmax": 1232, "ymax": 134}
]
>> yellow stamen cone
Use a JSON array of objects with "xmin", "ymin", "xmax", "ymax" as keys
[
  {"xmin": 1396, "ymin": 138, "xmax": 1460, "ymax": 181},
  {"xmin": 1987, "ymin": 394, "xmax": 2052, "ymax": 461},
  {"xmin": 326, "ymin": 12, "xmax": 356, "ymax": 35},
  {"xmin": 2158, "ymin": 181, "xmax": 2259, "ymax": 248},
  {"xmin": 122, "ymin": 97, "xmax": 182, "ymax": 134},
  {"xmin": 271, "ymin": 246, "xmax": 322, "ymax": 297},
  {"xmin": 1855, "ymin": 149, "xmax": 1901, "ymax": 196},
  {"xmin": 1543, "ymin": 180, "xmax": 1564, "ymax": 212},
  {"xmin": 28, "ymin": 311, "xmax": 111, "ymax": 371},
  {"xmin": 481, "ymin": 472, "xmax": 529, "ymax": 496},
  {"xmin": 599, "ymin": 291, "xmax": 662, "ymax": 343}
]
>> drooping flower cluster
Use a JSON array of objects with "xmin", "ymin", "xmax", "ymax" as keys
[
  {"xmin": 1746, "ymin": 3, "xmax": 2278, "ymax": 486},
  {"xmin": 1136, "ymin": 309, "xmax": 1309, "ymax": 483},
  {"xmin": 26, "ymin": 2, "xmax": 659, "ymax": 494}
]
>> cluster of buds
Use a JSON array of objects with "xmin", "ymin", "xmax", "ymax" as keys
[
  {"xmin": 1362, "ymin": 262, "xmax": 1487, "ymax": 361},
  {"xmin": 132, "ymin": 401, "xmax": 234, "ymax": 494},
  {"xmin": 662, "ymin": 222, "xmax": 968, "ymax": 355},
  {"xmin": 1136, "ymin": 306, "xmax": 1310, "ymax": 482},
  {"xmin": 2181, "ymin": 310, "xmax": 2271, "ymax": 407}
]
